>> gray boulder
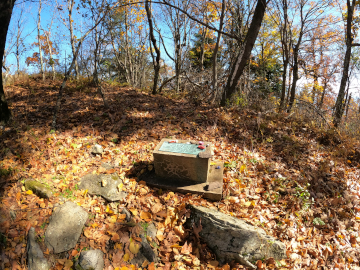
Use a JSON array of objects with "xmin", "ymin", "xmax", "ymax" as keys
[
  {"xmin": 146, "ymin": 223, "xmax": 157, "ymax": 239},
  {"xmin": 27, "ymin": 227, "xmax": 50, "ymax": 270},
  {"xmin": 131, "ymin": 234, "xmax": 157, "ymax": 266},
  {"xmin": 91, "ymin": 144, "xmax": 103, "ymax": 154},
  {"xmin": 76, "ymin": 249, "xmax": 104, "ymax": 270},
  {"xmin": 45, "ymin": 201, "xmax": 88, "ymax": 253},
  {"xmin": 187, "ymin": 205, "xmax": 286, "ymax": 269},
  {"xmin": 79, "ymin": 173, "xmax": 127, "ymax": 202},
  {"xmin": 25, "ymin": 179, "xmax": 53, "ymax": 199}
]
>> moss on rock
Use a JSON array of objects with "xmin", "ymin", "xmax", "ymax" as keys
[{"xmin": 24, "ymin": 179, "xmax": 53, "ymax": 199}]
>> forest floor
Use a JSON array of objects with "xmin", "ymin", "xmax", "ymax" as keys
[{"xmin": 1, "ymin": 77, "xmax": 360, "ymax": 270}]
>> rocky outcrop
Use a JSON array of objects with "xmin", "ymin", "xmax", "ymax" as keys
[
  {"xmin": 187, "ymin": 205, "xmax": 286, "ymax": 269},
  {"xmin": 45, "ymin": 201, "xmax": 88, "ymax": 253},
  {"xmin": 76, "ymin": 249, "xmax": 104, "ymax": 270},
  {"xmin": 24, "ymin": 179, "xmax": 53, "ymax": 199},
  {"xmin": 79, "ymin": 173, "xmax": 127, "ymax": 202},
  {"xmin": 27, "ymin": 227, "xmax": 50, "ymax": 270}
]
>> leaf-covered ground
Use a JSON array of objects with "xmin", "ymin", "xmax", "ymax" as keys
[{"xmin": 1, "ymin": 77, "xmax": 360, "ymax": 270}]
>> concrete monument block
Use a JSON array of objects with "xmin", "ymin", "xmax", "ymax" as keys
[{"xmin": 153, "ymin": 139, "xmax": 212, "ymax": 183}]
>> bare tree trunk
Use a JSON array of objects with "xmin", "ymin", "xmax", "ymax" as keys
[
  {"xmin": 44, "ymin": 31, "xmax": 56, "ymax": 81},
  {"xmin": 93, "ymin": 26, "xmax": 108, "ymax": 108},
  {"xmin": 211, "ymin": 0, "xmax": 225, "ymax": 103},
  {"xmin": 15, "ymin": 7, "xmax": 25, "ymax": 77},
  {"xmin": 318, "ymin": 80, "xmax": 327, "ymax": 109},
  {"xmin": 145, "ymin": 0, "xmax": 161, "ymax": 95},
  {"xmin": 333, "ymin": 0, "xmax": 355, "ymax": 127},
  {"xmin": 37, "ymin": 0, "xmax": 45, "ymax": 81},
  {"xmin": 220, "ymin": 0, "xmax": 267, "ymax": 106},
  {"xmin": 345, "ymin": 92, "xmax": 351, "ymax": 121},
  {"xmin": 68, "ymin": 0, "xmax": 79, "ymax": 81},
  {"xmin": 0, "ymin": 0, "xmax": 15, "ymax": 123},
  {"xmin": 287, "ymin": 8, "xmax": 304, "ymax": 112},
  {"xmin": 279, "ymin": 0, "xmax": 289, "ymax": 111}
]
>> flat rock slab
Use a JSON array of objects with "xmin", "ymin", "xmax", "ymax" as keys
[
  {"xmin": 27, "ymin": 227, "xmax": 50, "ymax": 270},
  {"xmin": 25, "ymin": 179, "xmax": 53, "ymax": 199},
  {"xmin": 140, "ymin": 162, "xmax": 223, "ymax": 200},
  {"xmin": 45, "ymin": 201, "xmax": 88, "ymax": 253},
  {"xmin": 187, "ymin": 205, "xmax": 286, "ymax": 268},
  {"xmin": 79, "ymin": 173, "xmax": 127, "ymax": 202}
]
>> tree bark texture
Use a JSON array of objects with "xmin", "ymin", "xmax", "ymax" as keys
[
  {"xmin": 0, "ymin": 0, "xmax": 15, "ymax": 124},
  {"xmin": 145, "ymin": 0, "xmax": 161, "ymax": 95},
  {"xmin": 278, "ymin": 0, "xmax": 289, "ymax": 111},
  {"xmin": 37, "ymin": 0, "xmax": 45, "ymax": 81},
  {"xmin": 68, "ymin": 0, "xmax": 80, "ymax": 80},
  {"xmin": 211, "ymin": 0, "xmax": 225, "ymax": 103},
  {"xmin": 220, "ymin": 0, "xmax": 267, "ymax": 106},
  {"xmin": 333, "ymin": 0, "xmax": 355, "ymax": 127}
]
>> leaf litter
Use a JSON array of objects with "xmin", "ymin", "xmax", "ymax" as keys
[{"xmin": 0, "ymin": 78, "xmax": 360, "ymax": 269}]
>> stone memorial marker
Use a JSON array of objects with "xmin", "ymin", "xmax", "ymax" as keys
[
  {"xmin": 153, "ymin": 139, "xmax": 212, "ymax": 183},
  {"xmin": 141, "ymin": 139, "xmax": 224, "ymax": 200}
]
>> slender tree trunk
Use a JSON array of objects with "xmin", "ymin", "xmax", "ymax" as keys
[
  {"xmin": 318, "ymin": 80, "xmax": 327, "ymax": 109},
  {"xmin": 37, "ymin": 0, "xmax": 45, "ymax": 81},
  {"xmin": 45, "ymin": 32, "xmax": 56, "ymax": 80},
  {"xmin": 220, "ymin": 0, "xmax": 267, "ymax": 106},
  {"xmin": 68, "ymin": 0, "xmax": 79, "ymax": 81},
  {"xmin": 345, "ymin": 93, "xmax": 351, "ymax": 121},
  {"xmin": 211, "ymin": 0, "xmax": 225, "ymax": 103},
  {"xmin": 200, "ymin": 28, "xmax": 207, "ymax": 71},
  {"xmin": 333, "ymin": 0, "xmax": 355, "ymax": 127},
  {"xmin": 145, "ymin": 0, "xmax": 161, "ymax": 95},
  {"xmin": 174, "ymin": 33, "xmax": 181, "ymax": 93},
  {"xmin": 92, "ymin": 26, "xmax": 108, "ymax": 108},
  {"xmin": 287, "ymin": 12, "xmax": 304, "ymax": 113},
  {"xmin": 0, "ymin": 0, "xmax": 15, "ymax": 124},
  {"xmin": 279, "ymin": 0, "xmax": 289, "ymax": 111},
  {"xmin": 15, "ymin": 8, "xmax": 24, "ymax": 77}
]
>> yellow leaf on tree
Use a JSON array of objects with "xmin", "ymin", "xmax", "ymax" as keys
[{"xmin": 129, "ymin": 241, "xmax": 140, "ymax": 254}]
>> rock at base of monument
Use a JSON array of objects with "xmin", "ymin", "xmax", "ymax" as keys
[
  {"xmin": 24, "ymin": 179, "xmax": 53, "ymax": 199},
  {"xmin": 186, "ymin": 205, "xmax": 286, "ymax": 268},
  {"xmin": 45, "ymin": 201, "xmax": 88, "ymax": 253},
  {"xmin": 27, "ymin": 227, "xmax": 50, "ymax": 270},
  {"xmin": 140, "ymin": 162, "xmax": 223, "ymax": 201},
  {"xmin": 79, "ymin": 173, "xmax": 127, "ymax": 202},
  {"xmin": 76, "ymin": 249, "xmax": 104, "ymax": 270}
]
